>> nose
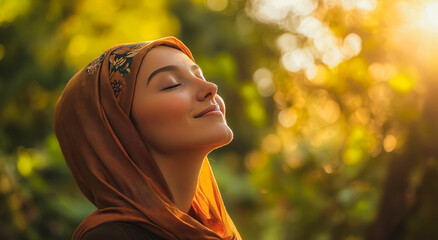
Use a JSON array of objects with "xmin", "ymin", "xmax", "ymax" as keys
[{"xmin": 197, "ymin": 80, "xmax": 218, "ymax": 102}]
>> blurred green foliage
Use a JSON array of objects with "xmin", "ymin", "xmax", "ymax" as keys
[{"xmin": 1, "ymin": 0, "xmax": 438, "ymax": 239}]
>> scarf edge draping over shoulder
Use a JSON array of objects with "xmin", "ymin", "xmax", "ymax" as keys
[{"xmin": 54, "ymin": 36, "xmax": 242, "ymax": 240}]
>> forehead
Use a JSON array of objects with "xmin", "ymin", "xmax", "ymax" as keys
[
  {"xmin": 145, "ymin": 46, "xmax": 192, "ymax": 68},
  {"xmin": 136, "ymin": 46, "xmax": 193, "ymax": 84}
]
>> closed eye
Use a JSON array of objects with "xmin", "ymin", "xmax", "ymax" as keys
[{"xmin": 161, "ymin": 83, "xmax": 181, "ymax": 91}]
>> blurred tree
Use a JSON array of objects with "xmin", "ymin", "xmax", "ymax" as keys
[{"xmin": 243, "ymin": 0, "xmax": 438, "ymax": 239}]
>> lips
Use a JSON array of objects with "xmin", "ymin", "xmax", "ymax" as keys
[{"xmin": 194, "ymin": 104, "xmax": 220, "ymax": 118}]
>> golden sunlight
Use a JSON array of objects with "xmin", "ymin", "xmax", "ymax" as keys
[{"xmin": 423, "ymin": 1, "xmax": 438, "ymax": 30}]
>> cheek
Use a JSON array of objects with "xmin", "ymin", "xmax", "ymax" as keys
[{"xmin": 134, "ymin": 95, "xmax": 191, "ymax": 133}]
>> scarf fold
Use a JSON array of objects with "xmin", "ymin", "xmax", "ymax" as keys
[{"xmin": 54, "ymin": 36, "xmax": 242, "ymax": 240}]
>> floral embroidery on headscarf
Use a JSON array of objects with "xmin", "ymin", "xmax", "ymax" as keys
[
  {"xmin": 108, "ymin": 42, "xmax": 145, "ymax": 98},
  {"xmin": 86, "ymin": 51, "xmax": 107, "ymax": 75}
]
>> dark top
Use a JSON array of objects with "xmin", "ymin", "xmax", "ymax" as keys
[{"xmin": 81, "ymin": 221, "xmax": 166, "ymax": 240}]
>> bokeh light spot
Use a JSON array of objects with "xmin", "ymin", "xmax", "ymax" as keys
[
  {"xmin": 389, "ymin": 73, "xmax": 415, "ymax": 93},
  {"xmin": 342, "ymin": 33, "xmax": 362, "ymax": 58},
  {"xmin": 278, "ymin": 108, "xmax": 298, "ymax": 127},
  {"xmin": 207, "ymin": 0, "xmax": 228, "ymax": 12},
  {"xmin": 276, "ymin": 32, "xmax": 298, "ymax": 52},
  {"xmin": 16, "ymin": 148, "xmax": 33, "ymax": 177},
  {"xmin": 282, "ymin": 48, "xmax": 314, "ymax": 72},
  {"xmin": 262, "ymin": 134, "xmax": 282, "ymax": 153},
  {"xmin": 253, "ymin": 68, "xmax": 275, "ymax": 96},
  {"xmin": 383, "ymin": 134, "xmax": 397, "ymax": 152}
]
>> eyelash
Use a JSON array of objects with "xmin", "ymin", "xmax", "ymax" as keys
[
  {"xmin": 162, "ymin": 83, "xmax": 182, "ymax": 90},
  {"xmin": 160, "ymin": 73, "xmax": 205, "ymax": 91}
]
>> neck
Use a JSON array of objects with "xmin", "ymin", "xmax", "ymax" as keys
[{"xmin": 149, "ymin": 148, "xmax": 209, "ymax": 213}]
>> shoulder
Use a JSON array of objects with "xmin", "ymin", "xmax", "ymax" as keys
[{"xmin": 81, "ymin": 221, "xmax": 166, "ymax": 240}]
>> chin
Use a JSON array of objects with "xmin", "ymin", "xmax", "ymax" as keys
[{"xmin": 210, "ymin": 126, "xmax": 234, "ymax": 149}]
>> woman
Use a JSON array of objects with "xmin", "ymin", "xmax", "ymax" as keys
[{"xmin": 54, "ymin": 36, "xmax": 242, "ymax": 240}]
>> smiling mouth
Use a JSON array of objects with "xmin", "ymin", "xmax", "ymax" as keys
[{"xmin": 194, "ymin": 104, "xmax": 221, "ymax": 118}]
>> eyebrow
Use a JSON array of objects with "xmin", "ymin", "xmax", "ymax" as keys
[{"xmin": 147, "ymin": 64, "xmax": 201, "ymax": 86}]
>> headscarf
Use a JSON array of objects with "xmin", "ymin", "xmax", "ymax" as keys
[{"xmin": 54, "ymin": 36, "xmax": 242, "ymax": 240}]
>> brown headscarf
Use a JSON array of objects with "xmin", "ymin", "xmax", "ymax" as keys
[{"xmin": 54, "ymin": 36, "xmax": 242, "ymax": 240}]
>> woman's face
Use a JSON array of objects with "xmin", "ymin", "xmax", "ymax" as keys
[{"xmin": 131, "ymin": 46, "xmax": 233, "ymax": 154}]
